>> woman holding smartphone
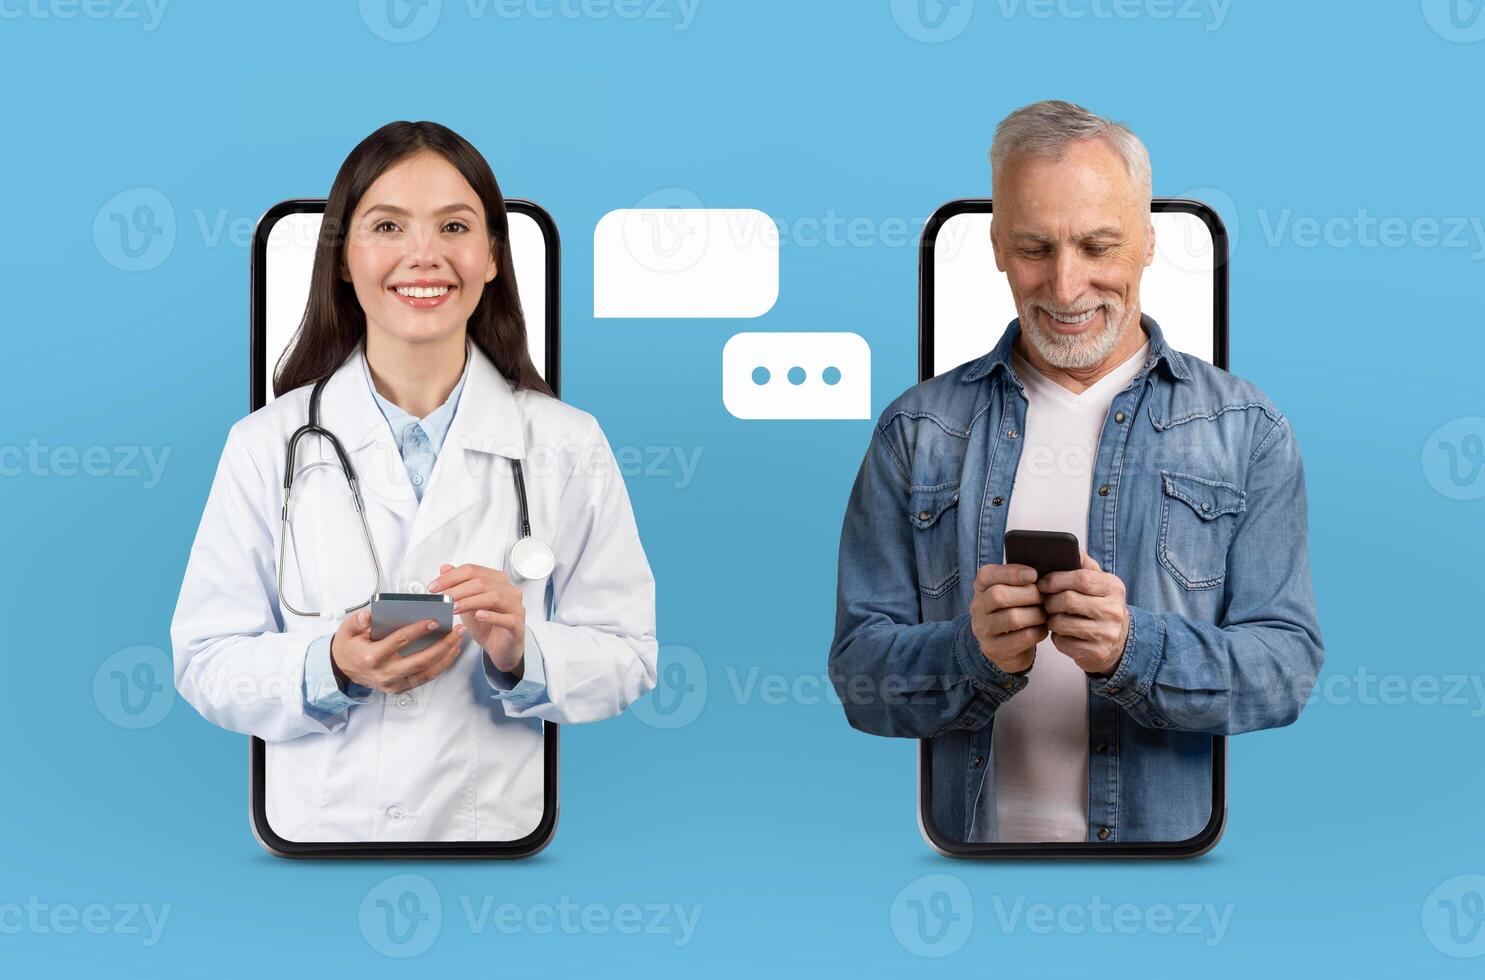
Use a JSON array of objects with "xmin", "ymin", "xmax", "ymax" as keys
[{"xmin": 171, "ymin": 121, "xmax": 657, "ymax": 844}]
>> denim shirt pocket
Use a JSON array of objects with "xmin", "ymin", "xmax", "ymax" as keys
[
  {"xmin": 909, "ymin": 483, "xmax": 961, "ymax": 599},
  {"xmin": 1156, "ymin": 470, "xmax": 1246, "ymax": 591}
]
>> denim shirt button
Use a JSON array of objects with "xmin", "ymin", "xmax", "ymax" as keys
[
  {"xmin": 1000, "ymin": 681, "xmax": 1013, "ymax": 691},
  {"xmin": 1106, "ymin": 685, "xmax": 1121, "ymax": 695},
  {"xmin": 1098, "ymin": 484, "xmax": 1111, "ymax": 496},
  {"xmin": 1114, "ymin": 411, "xmax": 1126, "ymax": 423},
  {"xmin": 992, "ymin": 496, "xmax": 1004, "ymax": 506},
  {"xmin": 972, "ymin": 755, "xmax": 984, "ymax": 768},
  {"xmin": 1095, "ymin": 741, "xmax": 1109, "ymax": 754},
  {"xmin": 1097, "ymin": 826, "xmax": 1111, "ymax": 841},
  {"xmin": 1007, "ymin": 429, "xmax": 1018, "ymax": 439},
  {"xmin": 918, "ymin": 510, "xmax": 932, "ymax": 521}
]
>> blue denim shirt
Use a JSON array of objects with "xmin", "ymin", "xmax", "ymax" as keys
[{"xmin": 829, "ymin": 314, "xmax": 1324, "ymax": 845}]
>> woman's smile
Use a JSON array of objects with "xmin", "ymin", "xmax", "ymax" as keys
[{"xmin": 389, "ymin": 279, "xmax": 457, "ymax": 309}]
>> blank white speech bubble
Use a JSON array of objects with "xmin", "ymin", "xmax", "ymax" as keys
[
  {"xmin": 594, "ymin": 208, "xmax": 780, "ymax": 318},
  {"xmin": 722, "ymin": 332, "xmax": 871, "ymax": 420}
]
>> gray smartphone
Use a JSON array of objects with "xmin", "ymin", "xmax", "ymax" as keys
[{"xmin": 369, "ymin": 592, "xmax": 453, "ymax": 657}]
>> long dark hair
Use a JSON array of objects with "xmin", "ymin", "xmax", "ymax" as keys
[{"xmin": 273, "ymin": 120, "xmax": 553, "ymax": 398}]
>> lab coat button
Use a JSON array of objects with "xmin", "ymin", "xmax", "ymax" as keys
[
  {"xmin": 396, "ymin": 694, "xmax": 414, "ymax": 710},
  {"xmin": 402, "ymin": 581, "xmax": 425, "ymax": 594},
  {"xmin": 386, "ymin": 804, "xmax": 405, "ymax": 822}
]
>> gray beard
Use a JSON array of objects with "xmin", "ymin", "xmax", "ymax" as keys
[{"xmin": 1017, "ymin": 300, "xmax": 1133, "ymax": 370}]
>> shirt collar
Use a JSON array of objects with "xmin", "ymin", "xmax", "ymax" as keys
[
  {"xmin": 360, "ymin": 344, "xmax": 471, "ymax": 457},
  {"xmin": 961, "ymin": 312, "xmax": 1192, "ymax": 387}
]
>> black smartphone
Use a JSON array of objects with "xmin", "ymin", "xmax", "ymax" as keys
[{"xmin": 1003, "ymin": 529, "xmax": 1082, "ymax": 579}]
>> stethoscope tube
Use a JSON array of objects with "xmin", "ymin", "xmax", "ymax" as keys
[{"xmin": 275, "ymin": 374, "xmax": 554, "ymax": 620}]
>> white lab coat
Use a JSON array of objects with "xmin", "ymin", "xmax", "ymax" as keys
[{"xmin": 170, "ymin": 343, "xmax": 658, "ymax": 843}]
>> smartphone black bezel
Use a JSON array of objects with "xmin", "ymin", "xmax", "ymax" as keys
[
  {"xmin": 248, "ymin": 197, "xmax": 560, "ymax": 859},
  {"xmin": 916, "ymin": 197, "xmax": 1229, "ymax": 859}
]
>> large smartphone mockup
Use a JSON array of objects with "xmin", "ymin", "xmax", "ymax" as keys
[
  {"xmin": 918, "ymin": 199, "xmax": 1229, "ymax": 858},
  {"xmin": 249, "ymin": 199, "xmax": 560, "ymax": 859}
]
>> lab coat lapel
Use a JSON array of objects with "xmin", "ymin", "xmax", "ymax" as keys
[
  {"xmin": 313, "ymin": 343, "xmax": 418, "ymax": 525},
  {"xmin": 402, "ymin": 345, "xmax": 526, "ymax": 565}
]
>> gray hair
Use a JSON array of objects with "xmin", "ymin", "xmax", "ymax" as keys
[{"xmin": 989, "ymin": 100, "xmax": 1152, "ymax": 206}]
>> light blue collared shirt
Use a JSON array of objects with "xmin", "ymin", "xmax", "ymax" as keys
[{"xmin": 301, "ymin": 349, "xmax": 549, "ymax": 721}]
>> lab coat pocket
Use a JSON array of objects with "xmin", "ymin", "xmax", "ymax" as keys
[
  {"xmin": 909, "ymin": 483, "xmax": 961, "ymax": 600},
  {"xmin": 1157, "ymin": 470, "xmax": 1246, "ymax": 591}
]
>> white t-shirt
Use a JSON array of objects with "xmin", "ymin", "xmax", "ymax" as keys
[{"xmin": 988, "ymin": 339, "xmax": 1149, "ymax": 842}]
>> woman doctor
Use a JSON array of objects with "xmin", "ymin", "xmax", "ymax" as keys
[{"xmin": 170, "ymin": 121, "xmax": 658, "ymax": 844}]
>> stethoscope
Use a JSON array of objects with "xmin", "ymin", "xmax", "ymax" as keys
[{"xmin": 276, "ymin": 375, "xmax": 556, "ymax": 620}]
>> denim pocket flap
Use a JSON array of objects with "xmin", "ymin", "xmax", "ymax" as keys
[
  {"xmin": 909, "ymin": 485, "xmax": 960, "ymax": 529},
  {"xmin": 1160, "ymin": 471, "xmax": 1245, "ymax": 520}
]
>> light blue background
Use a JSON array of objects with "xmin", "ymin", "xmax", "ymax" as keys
[{"xmin": 3, "ymin": 0, "xmax": 1484, "ymax": 974}]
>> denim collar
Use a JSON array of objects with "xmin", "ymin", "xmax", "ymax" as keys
[{"xmin": 962, "ymin": 312, "xmax": 1192, "ymax": 387}]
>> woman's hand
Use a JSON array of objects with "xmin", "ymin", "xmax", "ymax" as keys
[
  {"xmin": 329, "ymin": 609, "xmax": 468, "ymax": 694},
  {"xmin": 428, "ymin": 563, "xmax": 527, "ymax": 674}
]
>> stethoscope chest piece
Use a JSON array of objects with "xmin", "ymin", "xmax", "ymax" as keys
[{"xmin": 508, "ymin": 534, "xmax": 555, "ymax": 582}]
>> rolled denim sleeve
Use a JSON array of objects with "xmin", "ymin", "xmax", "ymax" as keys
[
  {"xmin": 1093, "ymin": 415, "xmax": 1325, "ymax": 734},
  {"xmin": 828, "ymin": 416, "xmax": 1028, "ymax": 739},
  {"xmin": 302, "ymin": 634, "xmax": 372, "ymax": 723},
  {"xmin": 483, "ymin": 627, "xmax": 551, "ymax": 710}
]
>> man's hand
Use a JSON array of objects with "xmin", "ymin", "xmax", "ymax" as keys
[
  {"xmin": 1037, "ymin": 551, "xmax": 1130, "ymax": 677},
  {"xmin": 428, "ymin": 563, "xmax": 528, "ymax": 674},
  {"xmin": 970, "ymin": 562, "xmax": 1050, "ymax": 674}
]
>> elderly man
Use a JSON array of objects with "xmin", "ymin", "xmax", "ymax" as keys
[{"xmin": 829, "ymin": 100, "xmax": 1324, "ymax": 846}]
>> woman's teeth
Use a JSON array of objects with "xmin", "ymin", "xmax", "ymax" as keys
[
  {"xmin": 394, "ymin": 285, "xmax": 451, "ymax": 298},
  {"xmin": 1046, "ymin": 307, "xmax": 1098, "ymax": 324}
]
